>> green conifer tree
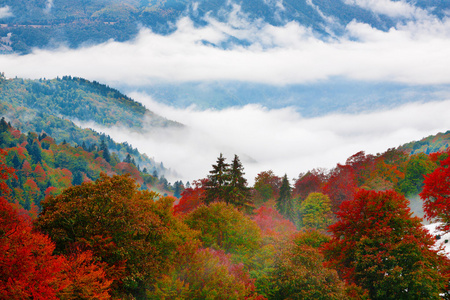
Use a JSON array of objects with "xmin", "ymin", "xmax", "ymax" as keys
[
  {"xmin": 276, "ymin": 174, "xmax": 294, "ymax": 221},
  {"xmin": 205, "ymin": 153, "xmax": 230, "ymax": 204},
  {"xmin": 99, "ymin": 139, "xmax": 110, "ymax": 163},
  {"xmin": 228, "ymin": 155, "xmax": 251, "ymax": 209}
]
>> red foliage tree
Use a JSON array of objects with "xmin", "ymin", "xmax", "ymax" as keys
[
  {"xmin": 293, "ymin": 168, "xmax": 327, "ymax": 200},
  {"xmin": 322, "ymin": 164, "xmax": 358, "ymax": 212},
  {"xmin": 34, "ymin": 163, "xmax": 47, "ymax": 182},
  {"xmin": 324, "ymin": 189, "xmax": 449, "ymax": 299},
  {"xmin": 173, "ymin": 179, "xmax": 207, "ymax": 215},
  {"xmin": 345, "ymin": 151, "xmax": 376, "ymax": 186},
  {"xmin": 115, "ymin": 162, "xmax": 143, "ymax": 185},
  {"xmin": 21, "ymin": 159, "xmax": 32, "ymax": 177},
  {"xmin": 0, "ymin": 197, "xmax": 67, "ymax": 299},
  {"xmin": 420, "ymin": 155, "xmax": 450, "ymax": 231},
  {"xmin": 252, "ymin": 206, "xmax": 297, "ymax": 238}
]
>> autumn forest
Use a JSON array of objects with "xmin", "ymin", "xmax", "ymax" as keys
[
  {"xmin": 2, "ymin": 104, "xmax": 450, "ymax": 299},
  {"xmin": 3, "ymin": 0, "xmax": 450, "ymax": 298}
]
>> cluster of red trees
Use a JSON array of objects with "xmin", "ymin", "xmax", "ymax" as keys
[{"xmin": 171, "ymin": 150, "xmax": 450, "ymax": 299}]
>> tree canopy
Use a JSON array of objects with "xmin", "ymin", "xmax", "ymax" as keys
[
  {"xmin": 35, "ymin": 173, "xmax": 197, "ymax": 298},
  {"xmin": 324, "ymin": 189, "xmax": 449, "ymax": 300}
]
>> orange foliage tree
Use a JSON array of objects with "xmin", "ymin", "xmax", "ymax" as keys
[
  {"xmin": 149, "ymin": 248, "xmax": 266, "ymax": 300},
  {"xmin": 268, "ymin": 230, "xmax": 349, "ymax": 300},
  {"xmin": 58, "ymin": 250, "xmax": 112, "ymax": 300},
  {"xmin": 35, "ymin": 173, "xmax": 197, "ymax": 298}
]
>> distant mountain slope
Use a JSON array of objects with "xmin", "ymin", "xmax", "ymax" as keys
[
  {"xmin": 0, "ymin": 75, "xmax": 179, "ymax": 176},
  {"xmin": 1, "ymin": 0, "xmax": 449, "ymax": 53},
  {"xmin": 399, "ymin": 130, "xmax": 450, "ymax": 155},
  {"xmin": 0, "ymin": 75, "xmax": 180, "ymax": 129},
  {"xmin": 127, "ymin": 80, "xmax": 450, "ymax": 114},
  {"xmin": 0, "ymin": 119, "xmax": 180, "ymax": 214}
]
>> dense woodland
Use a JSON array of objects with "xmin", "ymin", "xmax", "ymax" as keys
[
  {"xmin": 0, "ymin": 75, "xmax": 179, "ymax": 177},
  {"xmin": 0, "ymin": 74, "xmax": 178, "ymax": 129},
  {"xmin": 0, "ymin": 119, "xmax": 180, "ymax": 214},
  {"xmin": 2, "ymin": 108, "xmax": 450, "ymax": 298}
]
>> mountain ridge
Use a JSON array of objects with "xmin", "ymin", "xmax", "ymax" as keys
[
  {"xmin": 1, "ymin": 0, "xmax": 449, "ymax": 53},
  {"xmin": 0, "ymin": 75, "xmax": 181, "ymax": 177}
]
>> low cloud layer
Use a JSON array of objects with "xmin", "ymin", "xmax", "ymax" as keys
[
  {"xmin": 1, "ymin": 4, "xmax": 450, "ymax": 86},
  {"xmin": 82, "ymin": 94, "xmax": 450, "ymax": 184},
  {"xmin": 0, "ymin": 6, "xmax": 13, "ymax": 19}
]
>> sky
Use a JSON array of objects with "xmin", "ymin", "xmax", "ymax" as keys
[{"xmin": 1, "ymin": 0, "xmax": 450, "ymax": 183}]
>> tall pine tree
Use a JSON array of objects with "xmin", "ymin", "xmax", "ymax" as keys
[
  {"xmin": 228, "ymin": 155, "xmax": 251, "ymax": 209},
  {"xmin": 205, "ymin": 153, "xmax": 230, "ymax": 204},
  {"xmin": 99, "ymin": 139, "xmax": 110, "ymax": 163},
  {"xmin": 276, "ymin": 174, "xmax": 294, "ymax": 221}
]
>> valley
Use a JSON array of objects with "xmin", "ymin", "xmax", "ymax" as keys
[{"xmin": 2, "ymin": 0, "xmax": 450, "ymax": 299}]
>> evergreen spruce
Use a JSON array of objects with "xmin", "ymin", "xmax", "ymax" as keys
[
  {"xmin": 124, "ymin": 153, "xmax": 132, "ymax": 164},
  {"xmin": 228, "ymin": 155, "xmax": 251, "ymax": 208},
  {"xmin": 173, "ymin": 181, "xmax": 183, "ymax": 198},
  {"xmin": 0, "ymin": 117, "xmax": 9, "ymax": 132},
  {"xmin": 99, "ymin": 139, "xmax": 110, "ymax": 163},
  {"xmin": 72, "ymin": 171, "xmax": 84, "ymax": 186},
  {"xmin": 30, "ymin": 142, "xmax": 42, "ymax": 164},
  {"xmin": 276, "ymin": 174, "xmax": 294, "ymax": 221},
  {"xmin": 12, "ymin": 154, "xmax": 21, "ymax": 170},
  {"xmin": 205, "ymin": 153, "xmax": 230, "ymax": 204}
]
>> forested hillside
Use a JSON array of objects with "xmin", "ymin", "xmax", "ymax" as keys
[
  {"xmin": 0, "ymin": 74, "xmax": 179, "ymax": 129},
  {"xmin": 400, "ymin": 130, "xmax": 450, "ymax": 155},
  {"xmin": 0, "ymin": 119, "xmax": 182, "ymax": 216},
  {"xmin": 0, "ymin": 74, "xmax": 180, "ymax": 175},
  {"xmin": 2, "ymin": 0, "xmax": 449, "ymax": 54}
]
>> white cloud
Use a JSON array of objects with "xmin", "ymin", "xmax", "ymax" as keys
[
  {"xmin": 44, "ymin": 0, "xmax": 54, "ymax": 14},
  {"xmin": 0, "ymin": 6, "xmax": 13, "ymax": 19},
  {"xmin": 1, "ymin": 9, "xmax": 450, "ymax": 86},
  {"xmin": 264, "ymin": 0, "xmax": 285, "ymax": 12},
  {"xmin": 79, "ymin": 93, "xmax": 450, "ymax": 185},
  {"xmin": 306, "ymin": 0, "xmax": 339, "ymax": 28},
  {"xmin": 343, "ymin": 0, "xmax": 430, "ymax": 19}
]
